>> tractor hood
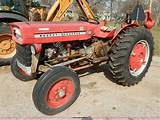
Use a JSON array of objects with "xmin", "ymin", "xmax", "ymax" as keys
[{"xmin": 10, "ymin": 21, "xmax": 98, "ymax": 45}]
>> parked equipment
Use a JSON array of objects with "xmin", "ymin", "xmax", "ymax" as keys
[
  {"xmin": 10, "ymin": 0, "xmax": 155, "ymax": 115},
  {"xmin": 0, "ymin": 0, "xmax": 47, "ymax": 65},
  {"xmin": 0, "ymin": 0, "xmax": 29, "ymax": 65}
]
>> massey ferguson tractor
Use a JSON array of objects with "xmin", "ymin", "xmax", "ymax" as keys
[{"xmin": 10, "ymin": 0, "xmax": 155, "ymax": 115}]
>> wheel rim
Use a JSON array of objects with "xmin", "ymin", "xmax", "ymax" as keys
[
  {"xmin": 0, "ymin": 34, "xmax": 16, "ymax": 59},
  {"xmin": 129, "ymin": 40, "xmax": 150, "ymax": 76},
  {"xmin": 47, "ymin": 79, "xmax": 74, "ymax": 108}
]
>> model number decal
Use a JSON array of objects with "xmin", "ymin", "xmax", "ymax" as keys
[
  {"xmin": 38, "ymin": 28, "xmax": 50, "ymax": 31},
  {"xmin": 34, "ymin": 32, "xmax": 87, "ymax": 38}
]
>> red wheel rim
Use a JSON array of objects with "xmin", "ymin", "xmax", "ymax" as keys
[
  {"xmin": 129, "ymin": 40, "xmax": 149, "ymax": 76},
  {"xmin": 47, "ymin": 79, "xmax": 74, "ymax": 108}
]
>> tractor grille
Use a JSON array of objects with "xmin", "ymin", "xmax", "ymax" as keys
[{"xmin": 16, "ymin": 44, "xmax": 32, "ymax": 67}]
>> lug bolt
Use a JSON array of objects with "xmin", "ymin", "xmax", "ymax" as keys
[
  {"xmin": 58, "ymin": 87, "xmax": 61, "ymax": 90},
  {"xmin": 140, "ymin": 59, "xmax": 143, "ymax": 63},
  {"xmin": 63, "ymin": 87, "xmax": 66, "ymax": 90},
  {"xmin": 142, "ymin": 43, "xmax": 146, "ymax": 48},
  {"xmin": 131, "ymin": 51, "xmax": 136, "ymax": 56},
  {"xmin": 134, "ymin": 69, "xmax": 137, "ymax": 72}
]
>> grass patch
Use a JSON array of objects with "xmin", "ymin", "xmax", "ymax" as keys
[{"xmin": 151, "ymin": 27, "xmax": 160, "ymax": 56}]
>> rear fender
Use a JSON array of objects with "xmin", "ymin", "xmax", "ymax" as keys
[
  {"xmin": 0, "ymin": 12, "xmax": 28, "ymax": 34},
  {"xmin": 0, "ymin": 11, "xmax": 28, "ymax": 22},
  {"xmin": 111, "ymin": 24, "xmax": 138, "ymax": 43}
]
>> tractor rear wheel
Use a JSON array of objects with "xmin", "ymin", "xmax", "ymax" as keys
[
  {"xmin": 32, "ymin": 66, "xmax": 80, "ymax": 115},
  {"xmin": 0, "ymin": 34, "xmax": 16, "ymax": 66},
  {"xmin": 108, "ymin": 27, "xmax": 153, "ymax": 87}
]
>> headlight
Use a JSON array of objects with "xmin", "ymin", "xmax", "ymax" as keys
[{"xmin": 13, "ymin": 27, "xmax": 22, "ymax": 41}]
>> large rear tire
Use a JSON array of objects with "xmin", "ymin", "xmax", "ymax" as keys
[
  {"xmin": 108, "ymin": 27, "xmax": 154, "ymax": 87},
  {"xmin": 33, "ymin": 66, "xmax": 80, "ymax": 115}
]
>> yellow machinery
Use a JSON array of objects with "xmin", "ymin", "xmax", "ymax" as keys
[{"xmin": 46, "ymin": 0, "xmax": 95, "ymax": 21}]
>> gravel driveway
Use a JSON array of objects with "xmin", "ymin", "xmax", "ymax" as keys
[{"xmin": 0, "ymin": 57, "xmax": 159, "ymax": 119}]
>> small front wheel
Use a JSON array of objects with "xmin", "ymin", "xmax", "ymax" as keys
[{"xmin": 32, "ymin": 66, "xmax": 80, "ymax": 115}]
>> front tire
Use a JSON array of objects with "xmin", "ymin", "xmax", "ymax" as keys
[
  {"xmin": 32, "ymin": 66, "xmax": 80, "ymax": 115},
  {"xmin": 108, "ymin": 27, "xmax": 154, "ymax": 87},
  {"xmin": 11, "ymin": 56, "xmax": 34, "ymax": 81}
]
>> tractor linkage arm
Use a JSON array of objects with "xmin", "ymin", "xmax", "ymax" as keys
[{"xmin": 46, "ymin": 0, "xmax": 95, "ymax": 22}]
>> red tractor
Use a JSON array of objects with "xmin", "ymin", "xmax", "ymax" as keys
[{"xmin": 10, "ymin": 0, "xmax": 155, "ymax": 116}]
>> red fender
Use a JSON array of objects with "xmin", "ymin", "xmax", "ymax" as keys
[{"xmin": 111, "ymin": 24, "xmax": 138, "ymax": 43}]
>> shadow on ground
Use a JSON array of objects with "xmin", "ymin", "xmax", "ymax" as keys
[{"xmin": 77, "ymin": 63, "xmax": 116, "ymax": 84}]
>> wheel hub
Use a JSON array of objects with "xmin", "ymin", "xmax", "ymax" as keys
[
  {"xmin": 0, "ymin": 40, "xmax": 11, "ymax": 49},
  {"xmin": 0, "ymin": 34, "xmax": 16, "ymax": 58},
  {"xmin": 129, "ymin": 40, "xmax": 150, "ymax": 76},
  {"xmin": 47, "ymin": 79, "xmax": 74, "ymax": 108},
  {"xmin": 57, "ymin": 89, "xmax": 66, "ymax": 98}
]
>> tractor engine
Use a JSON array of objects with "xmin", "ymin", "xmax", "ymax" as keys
[
  {"xmin": 15, "ymin": 40, "xmax": 109, "ymax": 76},
  {"xmin": 42, "ymin": 40, "xmax": 108, "ymax": 70}
]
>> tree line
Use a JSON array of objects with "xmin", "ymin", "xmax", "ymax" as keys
[
  {"xmin": 37, "ymin": 0, "xmax": 160, "ymax": 25},
  {"xmin": 88, "ymin": 0, "xmax": 160, "ymax": 25}
]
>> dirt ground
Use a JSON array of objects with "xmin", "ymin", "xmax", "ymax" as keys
[{"xmin": 0, "ymin": 57, "xmax": 159, "ymax": 119}]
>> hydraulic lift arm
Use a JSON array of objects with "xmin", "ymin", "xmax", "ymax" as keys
[
  {"xmin": 76, "ymin": 0, "xmax": 95, "ymax": 20},
  {"xmin": 46, "ymin": 0, "xmax": 95, "ymax": 22}
]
